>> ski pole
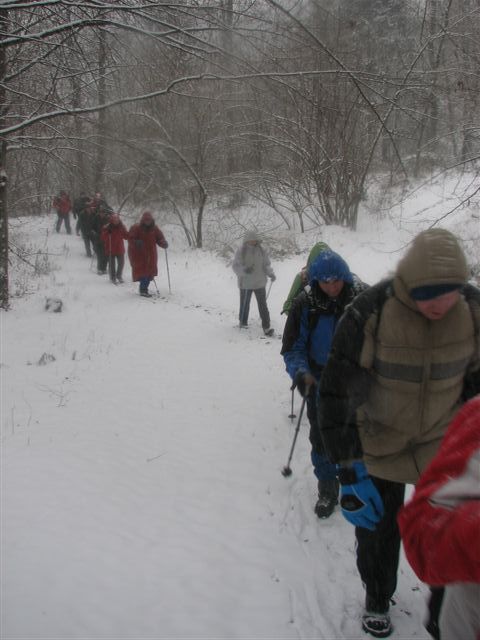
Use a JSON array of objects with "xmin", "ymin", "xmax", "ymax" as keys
[
  {"xmin": 164, "ymin": 249, "xmax": 172, "ymax": 293},
  {"xmin": 281, "ymin": 396, "xmax": 307, "ymax": 477},
  {"xmin": 288, "ymin": 387, "xmax": 296, "ymax": 421}
]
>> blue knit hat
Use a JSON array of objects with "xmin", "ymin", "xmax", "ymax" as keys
[{"xmin": 308, "ymin": 250, "xmax": 353, "ymax": 285}]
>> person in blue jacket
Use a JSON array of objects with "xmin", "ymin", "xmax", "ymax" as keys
[{"xmin": 281, "ymin": 250, "xmax": 368, "ymax": 518}]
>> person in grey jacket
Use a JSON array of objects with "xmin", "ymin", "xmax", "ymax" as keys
[{"xmin": 232, "ymin": 231, "xmax": 276, "ymax": 336}]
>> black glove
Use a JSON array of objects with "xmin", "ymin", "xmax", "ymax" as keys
[
  {"xmin": 292, "ymin": 371, "xmax": 316, "ymax": 398},
  {"xmin": 270, "ymin": 274, "xmax": 276, "ymax": 282},
  {"xmin": 244, "ymin": 266, "xmax": 253, "ymax": 274}
]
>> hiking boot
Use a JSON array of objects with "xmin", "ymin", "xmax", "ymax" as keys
[
  {"xmin": 140, "ymin": 290, "xmax": 152, "ymax": 297},
  {"xmin": 314, "ymin": 479, "xmax": 339, "ymax": 519},
  {"xmin": 362, "ymin": 596, "xmax": 392, "ymax": 638},
  {"xmin": 362, "ymin": 612, "xmax": 392, "ymax": 638},
  {"xmin": 117, "ymin": 277, "xmax": 124, "ymax": 284},
  {"xmin": 264, "ymin": 327, "xmax": 274, "ymax": 337},
  {"xmin": 239, "ymin": 323, "xmax": 248, "ymax": 329}
]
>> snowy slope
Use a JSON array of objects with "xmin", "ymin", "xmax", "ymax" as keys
[{"xmin": 4, "ymin": 190, "xmax": 474, "ymax": 640}]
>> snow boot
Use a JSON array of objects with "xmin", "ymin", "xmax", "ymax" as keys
[
  {"xmin": 264, "ymin": 327, "xmax": 274, "ymax": 337},
  {"xmin": 140, "ymin": 290, "xmax": 152, "ymax": 297},
  {"xmin": 314, "ymin": 478, "xmax": 339, "ymax": 519},
  {"xmin": 362, "ymin": 596, "xmax": 392, "ymax": 638}
]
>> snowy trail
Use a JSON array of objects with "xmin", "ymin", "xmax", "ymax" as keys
[{"xmin": 2, "ymin": 217, "xmax": 430, "ymax": 639}]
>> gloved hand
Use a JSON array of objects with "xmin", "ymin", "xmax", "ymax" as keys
[
  {"xmin": 270, "ymin": 274, "xmax": 276, "ymax": 282},
  {"xmin": 135, "ymin": 239, "xmax": 143, "ymax": 249},
  {"xmin": 292, "ymin": 370, "xmax": 316, "ymax": 398},
  {"xmin": 244, "ymin": 266, "xmax": 253, "ymax": 274},
  {"xmin": 338, "ymin": 461, "xmax": 384, "ymax": 531}
]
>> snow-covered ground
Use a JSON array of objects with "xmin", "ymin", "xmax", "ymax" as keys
[{"xmin": 2, "ymin": 176, "xmax": 479, "ymax": 639}]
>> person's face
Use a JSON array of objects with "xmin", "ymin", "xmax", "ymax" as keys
[
  {"xmin": 415, "ymin": 290, "xmax": 460, "ymax": 320},
  {"xmin": 319, "ymin": 279, "xmax": 344, "ymax": 298}
]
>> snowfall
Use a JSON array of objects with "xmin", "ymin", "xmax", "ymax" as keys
[{"xmin": 2, "ymin": 174, "xmax": 479, "ymax": 640}]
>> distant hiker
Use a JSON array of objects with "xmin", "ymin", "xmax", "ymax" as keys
[
  {"xmin": 282, "ymin": 242, "xmax": 331, "ymax": 315},
  {"xmin": 52, "ymin": 190, "xmax": 72, "ymax": 234},
  {"xmin": 128, "ymin": 211, "xmax": 168, "ymax": 297},
  {"xmin": 72, "ymin": 192, "xmax": 90, "ymax": 237},
  {"xmin": 101, "ymin": 213, "xmax": 129, "ymax": 284},
  {"xmin": 232, "ymin": 231, "xmax": 276, "ymax": 336},
  {"xmin": 77, "ymin": 197, "xmax": 95, "ymax": 258},
  {"xmin": 398, "ymin": 396, "xmax": 480, "ymax": 640},
  {"xmin": 90, "ymin": 205, "xmax": 111, "ymax": 275},
  {"xmin": 281, "ymin": 250, "xmax": 367, "ymax": 519},
  {"xmin": 316, "ymin": 228, "xmax": 480, "ymax": 638},
  {"xmin": 88, "ymin": 191, "xmax": 112, "ymax": 217}
]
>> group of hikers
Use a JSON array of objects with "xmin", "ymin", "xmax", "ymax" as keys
[
  {"xmin": 52, "ymin": 190, "xmax": 168, "ymax": 297},
  {"xmin": 52, "ymin": 195, "xmax": 479, "ymax": 639},
  {"xmin": 234, "ymin": 227, "xmax": 479, "ymax": 639},
  {"xmin": 275, "ymin": 228, "xmax": 480, "ymax": 639}
]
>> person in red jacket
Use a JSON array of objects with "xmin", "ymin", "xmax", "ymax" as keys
[
  {"xmin": 101, "ymin": 213, "xmax": 129, "ymax": 284},
  {"xmin": 398, "ymin": 396, "xmax": 480, "ymax": 640},
  {"xmin": 52, "ymin": 190, "xmax": 72, "ymax": 234},
  {"xmin": 128, "ymin": 211, "xmax": 168, "ymax": 297}
]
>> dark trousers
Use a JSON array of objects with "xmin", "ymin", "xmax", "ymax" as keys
[
  {"xmin": 56, "ymin": 213, "xmax": 71, "ymax": 234},
  {"xmin": 307, "ymin": 392, "xmax": 337, "ymax": 482},
  {"xmin": 355, "ymin": 476, "xmax": 405, "ymax": 611},
  {"xmin": 82, "ymin": 234, "xmax": 92, "ymax": 257},
  {"xmin": 139, "ymin": 276, "xmax": 152, "ymax": 293},
  {"xmin": 108, "ymin": 255, "xmax": 124, "ymax": 281},
  {"xmin": 94, "ymin": 239, "xmax": 108, "ymax": 273},
  {"xmin": 239, "ymin": 288, "xmax": 270, "ymax": 329}
]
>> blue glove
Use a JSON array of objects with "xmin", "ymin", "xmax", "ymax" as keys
[{"xmin": 338, "ymin": 462, "xmax": 384, "ymax": 531}]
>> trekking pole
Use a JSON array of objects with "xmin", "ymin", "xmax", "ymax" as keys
[
  {"xmin": 108, "ymin": 234, "xmax": 114, "ymax": 282},
  {"xmin": 288, "ymin": 387, "xmax": 296, "ymax": 421},
  {"xmin": 164, "ymin": 249, "xmax": 172, "ymax": 294},
  {"xmin": 266, "ymin": 279, "xmax": 273, "ymax": 300},
  {"xmin": 153, "ymin": 278, "xmax": 160, "ymax": 296},
  {"xmin": 281, "ymin": 396, "xmax": 307, "ymax": 477}
]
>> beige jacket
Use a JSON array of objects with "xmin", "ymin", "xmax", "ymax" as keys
[{"xmin": 357, "ymin": 229, "xmax": 480, "ymax": 483}]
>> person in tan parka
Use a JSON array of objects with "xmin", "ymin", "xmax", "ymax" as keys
[{"xmin": 316, "ymin": 228, "xmax": 480, "ymax": 639}]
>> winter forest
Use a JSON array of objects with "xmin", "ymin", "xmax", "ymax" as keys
[
  {"xmin": 2, "ymin": 1, "xmax": 480, "ymax": 639},
  {"xmin": 1, "ymin": 0, "xmax": 480, "ymax": 306}
]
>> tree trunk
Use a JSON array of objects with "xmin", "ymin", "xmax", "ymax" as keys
[
  {"xmin": 0, "ymin": 8, "xmax": 8, "ymax": 309},
  {"xmin": 94, "ymin": 28, "xmax": 107, "ymax": 192}
]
